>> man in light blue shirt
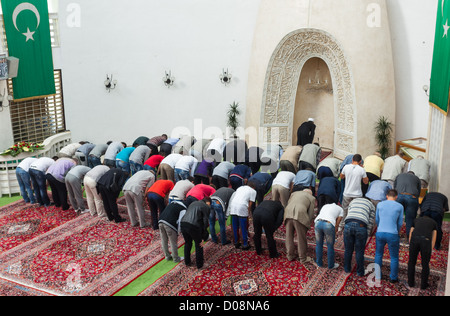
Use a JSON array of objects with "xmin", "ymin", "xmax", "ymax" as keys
[
  {"xmin": 374, "ymin": 189, "xmax": 404, "ymax": 284},
  {"xmin": 293, "ymin": 169, "xmax": 316, "ymax": 195},
  {"xmin": 365, "ymin": 180, "xmax": 392, "ymax": 207}
]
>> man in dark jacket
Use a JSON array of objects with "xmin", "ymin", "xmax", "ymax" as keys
[
  {"xmin": 248, "ymin": 172, "xmax": 274, "ymax": 207},
  {"xmin": 159, "ymin": 201, "xmax": 187, "ymax": 262},
  {"xmin": 97, "ymin": 168, "xmax": 128, "ymax": 223},
  {"xmin": 253, "ymin": 200, "xmax": 284, "ymax": 258},
  {"xmin": 407, "ymin": 215, "xmax": 438, "ymax": 290},
  {"xmin": 297, "ymin": 118, "xmax": 316, "ymax": 146},
  {"xmin": 317, "ymin": 176, "xmax": 341, "ymax": 213},
  {"xmin": 180, "ymin": 198, "xmax": 212, "ymax": 269}
]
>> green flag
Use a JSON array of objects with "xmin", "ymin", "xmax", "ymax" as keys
[
  {"xmin": 1, "ymin": 0, "xmax": 55, "ymax": 101},
  {"xmin": 430, "ymin": 0, "xmax": 450, "ymax": 115}
]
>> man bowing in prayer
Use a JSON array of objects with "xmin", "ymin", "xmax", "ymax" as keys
[{"xmin": 297, "ymin": 118, "xmax": 316, "ymax": 146}]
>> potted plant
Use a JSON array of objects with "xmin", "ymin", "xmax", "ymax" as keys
[
  {"xmin": 227, "ymin": 101, "xmax": 240, "ymax": 138},
  {"xmin": 374, "ymin": 116, "xmax": 394, "ymax": 159}
]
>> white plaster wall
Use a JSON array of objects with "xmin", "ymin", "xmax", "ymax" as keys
[
  {"xmin": 245, "ymin": 0, "xmax": 397, "ymax": 158},
  {"xmin": 56, "ymin": 0, "xmax": 261, "ymax": 146},
  {"xmin": 0, "ymin": 0, "xmax": 440, "ymax": 151},
  {"xmin": 387, "ymin": 0, "xmax": 438, "ymax": 142}
]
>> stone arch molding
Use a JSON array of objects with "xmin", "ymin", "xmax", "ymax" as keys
[{"xmin": 260, "ymin": 28, "xmax": 357, "ymax": 159}]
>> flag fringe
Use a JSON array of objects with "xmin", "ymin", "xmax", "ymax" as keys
[
  {"xmin": 429, "ymin": 102, "xmax": 449, "ymax": 116},
  {"xmin": 13, "ymin": 93, "xmax": 56, "ymax": 102}
]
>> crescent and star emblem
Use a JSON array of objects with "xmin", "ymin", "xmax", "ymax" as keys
[
  {"xmin": 442, "ymin": 0, "xmax": 450, "ymax": 38},
  {"xmin": 12, "ymin": 2, "xmax": 41, "ymax": 42}
]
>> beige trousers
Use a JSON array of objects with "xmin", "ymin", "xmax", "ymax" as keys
[
  {"xmin": 271, "ymin": 184, "xmax": 291, "ymax": 208},
  {"xmin": 285, "ymin": 219, "xmax": 309, "ymax": 262},
  {"xmin": 124, "ymin": 190, "xmax": 147, "ymax": 227},
  {"xmin": 159, "ymin": 223, "xmax": 181, "ymax": 262},
  {"xmin": 84, "ymin": 176, "xmax": 106, "ymax": 218},
  {"xmin": 159, "ymin": 163, "xmax": 175, "ymax": 182}
]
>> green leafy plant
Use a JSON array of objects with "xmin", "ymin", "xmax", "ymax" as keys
[
  {"xmin": 227, "ymin": 101, "xmax": 240, "ymax": 137},
  {"xmin": 374, "ymin": 116, "xmax": 394, "ymax": 159},
  {"xmin": 0, "ymin": 141, "xmax": 44, "ymax": 157}
]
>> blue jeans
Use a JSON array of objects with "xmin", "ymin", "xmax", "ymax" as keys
[
  {"xmin": 343, "ymin": 221, "xmax": 368, "ymax": 276},
  {"xmin": 375, "ymin": 232, "xmax": 399, "ymax": 281},
  {"xmin": 28, "ymin": 168, "xmax": 51, "ymax": 206},
  {"xmin": 88, "ymin": 155, "xmax": 101, "ymax": 168},
  {"xmin": 209, "ymin": 201, "xmax": 229, "ymax": 245},
  {"xmin": 396, "ymin": 194, "xmax": 419, "ymax": 237},
  {"xmin": 130, "ymin": 161, "xmax": 143, "ymax": 175},
  {"xmin": 116, "ymin": 160, "xmax": 130, "ymax": 175},
  {"xmin": 16, "ymin": 167, "xmax": 36, "ymax": 203},
  {"xmin": 143, "ymin": 165, "xmax": 156, "ymax": 173},
  {"xmin": 232, "ymin": 215, "xmax": 248, "ymax": 247},
  {"xmin": 174, "ymin": 168, "xmax": 190, "ymax": 182},
  {"xmin": 315, "ymin": 220, "xmax": 336, "ymax": 269}
]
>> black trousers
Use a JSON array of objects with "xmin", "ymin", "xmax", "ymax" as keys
[
  {"xmin": 181, "ymin": 223, "xmax": 206, "ymax": 269},
  {"xmin": 254, "ymin": 179, "xmax": 273, "ymax": 206},
  {"xmin": 298, "ymin": 161, "xmax": 316, "ymax": 173},
  {"xmin": 194, "ymin": 175, "xmax": 210, "ymax": 185},
  {"xmin": 408, "ymin": 235, "xmax": 432, "ymax": 289},
  {"xmin": 211, "ymin": 175, "xmax": 228, "ymax": 189},
  {"xmin": 280, "ymin": 160, "xmax": 296, "ymax": 174},
  {"xmin": 253, "ymin": 215, "xmax": 278, "ymax": 258},
  {"xmin": 46, "ymin": 174, "xmax": 69, "ymax": 210},
  {"xmin": 422, "ymin": 211, "xmax": 443, "ymax": 250},
  {"xmin": 98, "ymin": 184, "xmax": 122, "ymax": 222}
]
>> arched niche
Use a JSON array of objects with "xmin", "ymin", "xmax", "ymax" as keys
[{"xmin": 260, "ymin": 28, "xmax": 357, "ymax": 159}]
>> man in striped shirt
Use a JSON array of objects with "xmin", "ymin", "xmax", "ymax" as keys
[{"xmin": 343, "ymin": 197, "xmax": 376, "ymax": 276}]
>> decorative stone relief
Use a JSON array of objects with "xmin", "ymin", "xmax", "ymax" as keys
[{"xmin": 261, "ymin": 28, "xmax": 357, "ymax": 158}]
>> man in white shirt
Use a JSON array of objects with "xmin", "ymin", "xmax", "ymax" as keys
[
  {"xmin": 158, "ymin": 153, "xmax": 183, "ymax": 182},
  {"xmin": 314, "ymin": 203, "xmax": 344, "ymax": 269},
  {"xmin": 174, "ymin": 155, "xmax": 198, "ymax": 182},
  {"xmin": 84, "ymin": 165, "xmax": 110, "ymax": 217},
  {"xmin": 16, "ymin": 157, "xmax": 38, "ymax": 204},
  {"xmin": 58, "ymin": 142, "xmax": 83, "ymax": 158},
  {"xmin": 408, "ymin": 155, "xmax": 431, "ymax": 188},
  {"xmin": 169, "ymin": 179, "xmax": 195, "ymax": 203},
  {"xmin": 272, "ymin": 171, "xmax": 295, "ymax": 207},
  {"xmin": 381, "ymin": 151, "xmax": 407, "ymax": 187},
  {"xmin": 206, "ymin": 138, "xmax": 226, "ymax": 162},
  {"xmin": 103, "ymin": 142, "xmax": 126, "ymax": 168},
  {"xmin": 29, "ymin": 156, "xmax": 56, "ymax": 207},
  {"xmin": 228, "ymin": 184, "xmax": 257, "ymax": 250},
  {"xmin": 123, "ymin": 170, "xmax": 156, "ymax": 228},
  {"xmin": 340, "ymin": 154, "xmax": 369, "ymax": 229}
]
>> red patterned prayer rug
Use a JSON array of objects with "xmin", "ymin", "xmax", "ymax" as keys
[
  {"xmin": 0, "ymin": 199, "xmax": 27, "ymax": 216},
  {"xmin": 337, "ymin": 260, "xmax": 446, "ymax": 296},
  {"xmin": 142, "ymin": 218, "xmax": 448, "ymax": 296},
  {"xmin": 0, "ymin": 278, "xmax": 52, "ymax": 296},
  {"xmin": 0, "ymin": 203, "xmax": 181, "ymax": 296},
  {"xmin": 336, "ymin": 222, "xmax": 450, "ymax": 296},
  {"xmin": 0, "ymin": 202, "xmax": 79, "ymax": 254},
  {"xmin": 140, "ymin": 233, "xmax": 353, "ymax": 297},
  {"xmin": 363, "ymin": 223, "xmax": 450, "ymax": 274}
]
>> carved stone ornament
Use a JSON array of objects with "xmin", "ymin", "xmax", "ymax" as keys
[{"xmin": 260, "ymin": 28, "xmax": 357, "ymax": 159}]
